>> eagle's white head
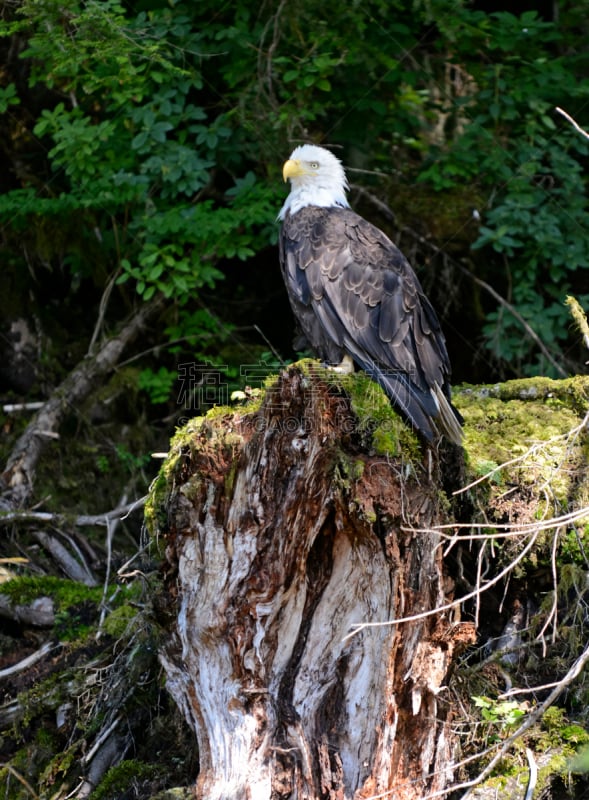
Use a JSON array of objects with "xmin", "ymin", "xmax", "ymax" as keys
[{"xmin": 278, "ymin": 144, "xmax": 350, "ymax": 220}]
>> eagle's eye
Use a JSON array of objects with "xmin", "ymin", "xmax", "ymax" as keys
[{"xmin": 309, "ymin": 162, "xmax": 319, "ymax": 169}]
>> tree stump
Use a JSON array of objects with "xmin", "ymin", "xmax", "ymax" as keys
[{"xmin": 153, "ymin": 365, "xmax": 474, "ymax": 800}]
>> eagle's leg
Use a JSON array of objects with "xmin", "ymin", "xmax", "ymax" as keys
[{"xmin": 324, "ymin": 354, "xmax": 355, "ymax": 374}]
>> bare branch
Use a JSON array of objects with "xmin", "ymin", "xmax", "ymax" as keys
[
  {"xmin": 344, "ymin": 529, "xmax": 539, "ymax": 639},
  {"xmin": 555, "ymin": 106, "xmax": 589, "ymax": 141},
  {"xmin": 455, "ymin": 641, "xmax": 589, "ymax": 800},
  {"xmin": 1, "ymin": 765, "xmax": 39, "ymax": 799},
  {"xmin": 0, "ymin": 641, "xmax": 59, "ymax": 680},
  {"xmin": 87, "ymin": 270, "xmax": 120, "ymax": 356},
  {"xmin": 0, "ymin": 496, "xmax": 147, "ymax": 528},
  {"xmin": 33, "ymin": 530, "xmax": 97, "ymax": 586},
  {"xmin": 452, "ymin": 409, "xmax": 589, "ymax": 495},
  {"xmin": 2, "ymin": 402, "xmax": 45, "ymax": 413}
]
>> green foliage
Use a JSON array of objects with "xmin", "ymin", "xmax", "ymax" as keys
[
  {"xmin": 419, "ymin": 9, "xmax": 589, "ymax": 374},
  {"xmin": 473, "ymin": 695, "xmax": 526, "ymax": 728},
  {"xmin": 138, "ymin": 366, "xmax": 177, "ymax": 405},
  {"xmin": 1, "ymin": 0, "xmax": 589, "ymax": 395},
  {"xmin": 0, "ymin": 83, "xmax": 19, "ymax": 113},
  {"xmin": 0, "ymin": 576, "xmax": 140, "ymax": 640},
  {"xmin": 114, "ymin": 444, "xmax": 151, "ymax": 472},
  {"xmin": 92, "ymin": 759, "xmax": 158, "ymax": 799},
  {"xmin": 0, "ymin": 0, "xmax": 278, "ymax": 355}
]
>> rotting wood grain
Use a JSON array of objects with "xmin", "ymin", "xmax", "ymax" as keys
[{"xmin": 156, "ymin": 366, "xmax": 475, "ymax": 800}]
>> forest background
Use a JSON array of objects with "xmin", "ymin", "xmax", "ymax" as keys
[
  {"xmin": 2, "ymin": 0, "xmax": 589, "ymax": 437},
  {"xmin": 1, "ymin": 0, "xmax": 589, "ymax": 797}
]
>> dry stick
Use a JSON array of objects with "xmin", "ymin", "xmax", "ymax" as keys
[
  {"xmin": 349, "ymin": 490, "xmax": 589, "ymax": 637},
  {"xmin": 344, "ymin": 529, "xmax": 539, "ymax": 640},
  {"xmin": 0, "ymin": 641, "xmax": 58, "ymax": 681},
  {"xmin": 2, "ymin": 765, "xmax": 39, "ymax": 800},
  {"xmin": 81, "ymin": 717, "xmax": 121, "ymax": 765},
  {"xmin": 406, "ymin": 638, "xmax": 589, "ymax": 800},
  {"xmin": 555, "ymin": 106, "xmax": 589, "ymax": 142},
  {"xmin": 87, "ymin": 270, "xmax": 119, "ymax": 356},
  {"xmin": 32, "ymin": 530, "xmax": 97, "ymax": 586},
  {"xmin": 535, "ymin": 525, "xmax": 561, "ymax": 654},
  {"xmin": 0, "ymin": 495, "xmax": 147, "ymax": 527},
  {"xmin": 453, "ymin": 409, "xmax": 589, "ymax": 496},
  {"xmin": 415, "ymin": 505, "xmax": 589, "ymax": 536},
  {"xmin": 96, "ymin": 515, "xmax": 117, "ymax": 637},
  {"xmin": 468, "ymin": 273, "xmax": 566, "ymax": 377},
  {"xmin": 1, "ymin": 297, "xmax": 163, "ymax": 511},
  {"xmin": 454, "ymin": 641, "xmax": 589, "ymax": 800},
  {"xmin": 2, "ymin": 402, "xmax": 45, "ymax": 413},
  {"xmin": 524, "ymin": 748, "xmax": 538, "ymax": 800}
]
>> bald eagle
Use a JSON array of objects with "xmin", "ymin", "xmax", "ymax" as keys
[{"xmin": 278, "ymin": 144, "xmax": 463, "ymax": 445}]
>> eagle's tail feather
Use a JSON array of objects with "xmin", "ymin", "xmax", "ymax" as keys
[
  {"xmin": 431, "ymin": 383, "xmax": 463, "ymax": 446},
  {"xmin": 366, "ymin": 364, "xmax": 438, "ymax": 442}
]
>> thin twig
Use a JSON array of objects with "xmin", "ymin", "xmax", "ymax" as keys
[
  {"xmin": 344, "ymin": 530, "xmax": 539, "ymax": 640},
  {"xmin": 535, "ymin": 526, "xmax": 561, "ymax": 655},
  {"xmin": 457, "ymin": 640, "xmax": 589, "ymax": 800},
  {"xmin": 1, "ymin": 765, "xmax": 39, "ymax": 799},
  {"xmin": 81, "ymin": 716, "xmax": 121, "ymax": 765},
  {"xmin": 498, "ymin": 680, "xmax": 563, "ymax": 699},
  {"xmin": 0, "ymin": 495, "xmax": 147, "ymax": 527},
  {"xmin": 253, "ymin": 324, "xmax": 287, "ymax": 365},
  {"xmin": 555, "ymin": 107, "xmax": 589, "ymax": 142},
  {"xmin": 453, "ymin": 409, "xmax": 589, "ymax": 495},
  {"xmin": 408, "ymin": 504, "xmax": 589, "ymax": 537},
  {"xmin": 467, "ymin": 274, "xmax": 567, "ymax": 377},
  {"xmin": 0, "ymin": 641, "xmax": 58, "ymax": 680},
  {"xmin": 2, "ymin": 402, "xmax": 44, "ymax": 413},
  {"xmin": 524, "ymin": 748, "xmax": 538, "ymax": 800},
  {"xmin": 414, "ymin": 638, "xmax": 589, "ymax": 800},
  {"xmin": 87, "ymin": 270, "xmax": 119, "ymax": 356}
]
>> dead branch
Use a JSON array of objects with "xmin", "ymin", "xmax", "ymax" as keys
[
  {"xmin": 0, "ymin": 496, "xmax": 147, "ymax": 528},
  {"xmin": 1, "ymin": 765, "xmax": 39, "ymax": 800},
  {"xmin": 32, "ymin": 530, "xmax": 97, "ymax": 586},
  {"xmin": 555, "ymin": 106, "xmax": 589, "ymax": 142},
  {"xmin": 2, "ymin": 402, "xmax": 44, "ymax": 413},
  {"xmin": 76, "ymin": 729, "xmax": 129, "ymax": 799},
  {"xmin": 345, "ymin": 529, "xmax": 539, "ymax": 640},
  {"xmin": 1, "ymin": 298, "xmax": 163, "ymax": 511},
  {"xmin": 0, "ymin": 641, "xmax": 58, "ymax": 681},
  {"xmin": 449, "ymin": 640, "xmax": 589, "ymax": 800}
]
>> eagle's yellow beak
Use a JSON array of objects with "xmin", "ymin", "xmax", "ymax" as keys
[{"xmin": 283, "ymin": 159, "xmax": 305, "ymax": 182}]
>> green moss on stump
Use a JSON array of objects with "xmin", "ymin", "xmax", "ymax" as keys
[
  {"xmin": 455, "ymin": 376, "xmax": 589, "ymax": 505},
  {"xmin": 144, "ymin": 360, "xmax": 425, "ymax": 543}
]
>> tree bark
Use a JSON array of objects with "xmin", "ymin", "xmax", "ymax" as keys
[{"xmin": 156, "ymin": 366, "xmax": 475, "ymax": 800}]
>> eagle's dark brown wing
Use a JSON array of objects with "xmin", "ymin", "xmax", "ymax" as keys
[{"xmin": 279, "ymin": 205, "xmax": 462, "ymax": 443}]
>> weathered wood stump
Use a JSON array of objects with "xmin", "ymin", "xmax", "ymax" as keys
[{"xmin": 153, "ymin": 366, "xmax": 474, "ymax": 799}]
